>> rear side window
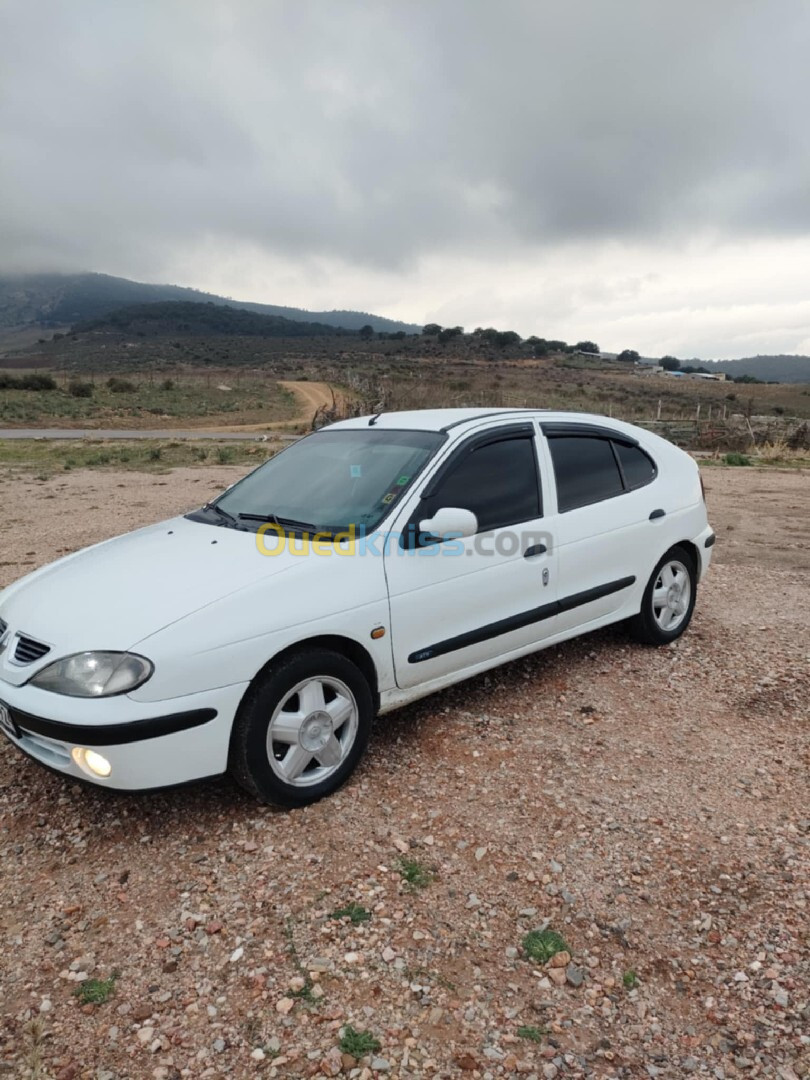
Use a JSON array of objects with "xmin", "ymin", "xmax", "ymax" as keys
[
  {"xmin": 549, "ymin": 437, "xmax": 624, "ymax": 512},
  {"xmin": 614, "ymin": 442, "xmax": 656, "ymax": 489},
  {"xmin": 422, "ymin": 435, "xmax": 540, "ymax": 532}
]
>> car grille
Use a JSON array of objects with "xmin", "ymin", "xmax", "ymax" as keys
[{"xmin": 13, "ymin": 635, "xmax": 51, "ymax": 665}]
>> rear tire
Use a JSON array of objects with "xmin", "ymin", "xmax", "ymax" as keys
[
  {"xmin": 229, "ymin": 648, "xmax": 373, "ymax": 806},
  {"xmin": 628, "ymin": 545, "xmax": 697, "ymax": 646}
]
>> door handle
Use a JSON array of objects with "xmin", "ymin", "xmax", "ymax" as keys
[
  {"xmin": 524, "ymin": 543, "xmax": 547, "ymax": 558},
  {"xmin": 649, "ymin": 509, "xmax": 666, "ymax": 521}
]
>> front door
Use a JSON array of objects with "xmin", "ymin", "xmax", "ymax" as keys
[{"xmin": 384, "ymin": 423, "xmax": 557, "ymax": 689}]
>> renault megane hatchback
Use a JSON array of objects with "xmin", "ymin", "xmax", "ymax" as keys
[{"xmin": 0, "ymin": 409, "xmax": 714, "ymax": 805}]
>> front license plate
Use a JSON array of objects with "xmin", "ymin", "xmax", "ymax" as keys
[{"xmin": 0, "ymin": 701, "xmax": 21, "ymax": 740}]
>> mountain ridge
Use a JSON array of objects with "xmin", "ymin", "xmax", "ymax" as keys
[
  {"xmin": 0, "ymin": 271, "xmax": 420, "ymax": 335},
  {"xmin": 700, "ymin": 354, "xmax": 810, "ymax": 383}
]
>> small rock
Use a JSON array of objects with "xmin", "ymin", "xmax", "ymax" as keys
[
  {"xmin": 566, "ymin": 963, "xmax": 585, "ymax": 988},
  {"xmin": 250, "ymin": 1048, "xmax": 265, "ymax": 1061},
  {"xmin": 549, "ymin": 951, "xmax": 571, "ymax": 969},
  {"xmin": 320, "ymin": 1047, "xmax": 342, "ymax": 1076},
  {"xmin": 276, "ymin": 997, "xmax": 295, "ymax": 1015},
  {"xmin": 370, "ymin": 1059, "xmax": 391, "ymax": 1072},
  {"xmin": 229, "ymin": 946, "xmax": 244, "ymax": 963}
]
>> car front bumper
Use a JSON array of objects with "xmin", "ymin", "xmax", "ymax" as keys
[{"xmin": 0, "ymin": 681, "xmax": 248, "ymax": 791}]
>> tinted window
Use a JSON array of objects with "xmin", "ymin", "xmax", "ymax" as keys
[
  {"xmin": 423, "ymin": 436, "xmax": 540, "ymax": 532},
  {"xmin": 549, "ymin": 436, "xmax": 623, "ymax": 512},
  {"xmin": 614, "ymin": 442, "xmax": 656, "ymax": 489}
]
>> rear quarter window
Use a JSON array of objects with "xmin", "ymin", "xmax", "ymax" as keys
[{"xmin": 614, "ymin": 442, "xmax": 657, "ymax": 489}]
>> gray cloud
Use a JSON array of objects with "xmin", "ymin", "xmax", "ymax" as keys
[{"xmin": 2, "ymin": 0, "xmax": 810, "ymax": 355}]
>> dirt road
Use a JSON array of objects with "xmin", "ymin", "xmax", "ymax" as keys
[
  {"xmin": 209, "ymin": 380, "xmax": 336, "ymax": 433},
  {"xmin": 0, "ymin": 466, "xmax": 807, "ymax": 1079}
]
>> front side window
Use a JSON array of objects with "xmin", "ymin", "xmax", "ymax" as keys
[
  {"xmin": 202, "ymin": 429, "xmax": 444, "ymax": 533},
  {"xmin": 420, "ymin": 435, "xmax": 541, "ymax": 532}
]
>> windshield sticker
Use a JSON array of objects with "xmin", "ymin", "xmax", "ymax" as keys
[
  {"xmin": 350, "ymin": 464, "xmax": 362, "ymax": 478},
  {"xmin": 396, "ymin": 474, "xmax": 410, "ymax": 486}
]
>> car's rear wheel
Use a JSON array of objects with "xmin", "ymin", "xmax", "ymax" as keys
[
  {"xmin": 229, "ymin": 648, "xmax": 373, "ymax": 806},
  {"xmin": 629, "ymin": 545, "xmax": 697, "ymax": 645}
]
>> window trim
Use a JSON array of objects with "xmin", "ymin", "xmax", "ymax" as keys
[{"xmin": 401, "ymin": 423, "xmax": 543, "ymax": 546}]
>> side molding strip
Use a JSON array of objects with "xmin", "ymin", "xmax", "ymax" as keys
[{"xmin": 408, "ymin": 575, "xmax": 636, "ymax": 663}]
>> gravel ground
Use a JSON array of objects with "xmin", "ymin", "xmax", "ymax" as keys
[{"xmin": 0, "ymin": 465, "xmax": 807, "ymax": 1080}]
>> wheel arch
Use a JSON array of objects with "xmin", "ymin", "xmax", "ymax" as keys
[
  {"xmin": 241, "ymin": 634, "xmax": 380, "ymax": 714},
  {"xmin": 673, "ymin": 539, "xmax": 700, "ymax": 576}
]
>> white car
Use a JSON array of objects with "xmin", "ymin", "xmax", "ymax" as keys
[{"xmin": 0, "ymin": 409, "xmax": 714, "ymax": 805}]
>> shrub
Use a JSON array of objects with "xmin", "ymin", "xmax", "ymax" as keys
[
  {"xmin": 68, "ymin": 381, "xmax": 94, "ymax": 398},
  {"xmin": 339, "ymin": 1025, "xmax": 381, "ymax": 1056},
  {"xmin": 522, "ymin": 929, "xmax": 569, "ymax": 964},
  {"xmin": 0, "ymin": 373, "xmax": 57, "ymax": 391},
  {"xmin": 107, "ymin": 376, "xmax": 136, "ymax": 393},
  {"xmin": 161, "ymin": 378, "xmax": 175, "ymax": 390},
  {"xmin": 723, "ymin": 452, "xmax": 751, "ymax": 466}
]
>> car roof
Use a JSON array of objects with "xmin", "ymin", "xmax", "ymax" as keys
[{"xmin": 327, "ymin": 407, "xmax": 636, "ymax": 435}]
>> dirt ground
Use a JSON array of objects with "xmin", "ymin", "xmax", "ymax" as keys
[{"xmin": 0, "ymin": 466, "xmax": 807, "ymax": 1080}]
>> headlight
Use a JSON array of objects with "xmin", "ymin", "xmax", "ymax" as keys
[{"xmin": 29, "ymin": 652, "xmax": 153, "ymax": 698}]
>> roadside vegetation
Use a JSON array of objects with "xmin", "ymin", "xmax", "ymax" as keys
[
  {"xmin": 0, "ymin": 438, "xmax": 278, "ymax": 475},
  {"xmin": 0, "ymin": 371, "xmax": 298, "ymax": 428}
]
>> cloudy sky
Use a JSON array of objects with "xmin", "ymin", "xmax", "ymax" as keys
[{"xmin": 2, "ymin": 0, "xmax": 810, "ymax": 358}]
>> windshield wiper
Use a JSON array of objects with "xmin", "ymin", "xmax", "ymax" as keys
[
  {"xmin": 237, "ymin": 512, "xmax": 323, "ymax": 534},
  {"xmin": 204, "ymin": 503, "xmax": 244, "ymax": 529}
]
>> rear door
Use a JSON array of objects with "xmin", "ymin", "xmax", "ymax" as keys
[
  {"xmin": 540, "ymin": 423, "xmax": 661, "ymax": 632},
  {"xmin": 384, "ymin": 422, "xmax": 557, "ymax": 689}
]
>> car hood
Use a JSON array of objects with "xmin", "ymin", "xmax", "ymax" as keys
[{"xmin": 0, "ymin": 515, "xmax": 306, "ymax": 683}]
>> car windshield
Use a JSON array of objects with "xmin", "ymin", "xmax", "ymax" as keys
[{"xmin": 207, "ymin": 428, "xmax": 444, "ymax": 533}]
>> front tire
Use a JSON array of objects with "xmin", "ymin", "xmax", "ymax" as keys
[
  {"xmin": 629, "ymin": 545, "xmax": 697, "ymax": 646},
  {"xmin": 229, "ymin": 648, "xmax": 373, "ymax": 806}
]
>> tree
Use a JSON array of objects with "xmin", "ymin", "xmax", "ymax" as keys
[
  {"xmin": 617, "ymin": 349, "xmax": 640, "ymax": 363},
  {"xmin": 438, "ymin": 325, "xmax": 464, "ymax": 344},
  {"xmin": 496, "ymin": 330, "xmax": 521, "ymax": 348},
  {"xmin": 575, "ymin": 340, "xmax": 600, "ymax": 354},
  {"xmin": 359, "ymin": 324, "xmax": 374, "ymax": 340},
  {"xmin": 525, "ymin": 336, "xmax": 549, "ymax": 357},
  {"xmin": 422, "ymin": 323, "xmax": 442, "ymax": 336},
  {"xmin": 660, "ymin": 355, "xmax": 680, "ymax": 371}
]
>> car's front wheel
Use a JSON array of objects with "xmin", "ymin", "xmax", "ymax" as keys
[
  {"xmin": 229, "ymin": 648, "xmax": 373, "ymax": 806},
  {"xmin": 629, "ymin": 545, "xmax": 697, "ymax": 645}
]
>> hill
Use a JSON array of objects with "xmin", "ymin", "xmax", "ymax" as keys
[
  {"xmin": 75, "ymin": 301, "xmax": 347, "ymax": 339},
  {"xmin": 701, "ymin": 354, "xmax": 810, "ymax": 383},
  {"xmin": 0, "ymin": 271, "xmax": 420, "ymax": 335}
]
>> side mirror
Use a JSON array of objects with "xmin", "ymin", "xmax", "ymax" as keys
[{"xmin": 418, "ymin": 506, "xmax": 478, "ymax": 542}]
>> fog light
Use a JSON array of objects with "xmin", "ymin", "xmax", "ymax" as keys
[{"xmin": 71, "ymin": 747, "xmax": 112, "ymax": 778}]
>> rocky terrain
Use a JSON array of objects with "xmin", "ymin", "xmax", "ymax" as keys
[{"xmin": 0, "ymin": 466, "xmax": 807, "ymax": 1080}]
